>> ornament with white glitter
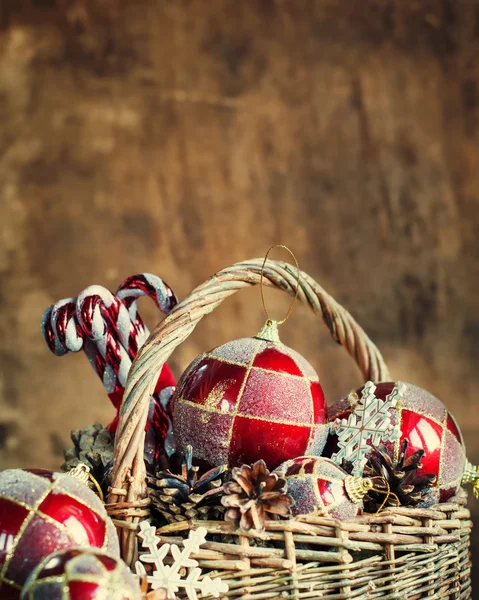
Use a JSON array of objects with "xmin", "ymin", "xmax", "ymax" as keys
[
  {"xmin": 327, "ymin": 381, "xmax": 467, "ymax": 504},
  {"xmin": 172, "ymin": 246, "xmax": 329, "ymax": 471}
]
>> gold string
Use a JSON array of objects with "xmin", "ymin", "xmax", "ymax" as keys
[
  {"xmin": 365, "ymin": 477, "xmax": 401, "ymax": 515},
  {"xmin": 260, "ymin": 245, "xmax": 301, "ymax": 325},
  {"xmin": 88, "ymin": 472, "xmax": 105, "ymax": 503}
]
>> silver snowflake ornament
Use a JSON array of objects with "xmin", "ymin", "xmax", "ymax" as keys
[
  {"xmin": 330, "ymin": 380, "xmax": 404, "ymax": 476},
  {"xmin": 135, "ymin": 521, "xmax": 228, "ymax": 600}
]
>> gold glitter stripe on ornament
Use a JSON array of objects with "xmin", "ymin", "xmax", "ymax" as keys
[
  {"xmin": 306, "ymin": 368, "xmax": 316, "ymax": 449},
  {"xmin": 203, "ymin": 353, "xmax": 319, "ymax": 381},
  {"xmin": 224, "ymin": 338, "xmax": 262, "ymax": 456},
  {"xmin": 0, "ymin": 493, "xmax": 106, "ymax": 547},
  {"xmin": 284, "ymin": 472, "xmax": 352, "ymax": 486},
  {"xmin": 178, "ymin": 397, "xmax": 316, "ymax": 427},
  {"xmin": 0, "ymin": 576, "xmax": 22, "ymax": 590},
  {"xmin": 26, "ymin": 575, "xmax": 66, "ymax": 588},
  {"xmin": 437, "ymin": 409, "xmax": 448, "ymax": 488},
  {"xmin": 201, "ymin": 379, "xmax": 235, "ymax": 424},
  {"xmin": 35, "ymin": 574, "xmax": 113, "ymax": 585},
  {"xmin": 251, "ymin": 365, "xmax": 317, "ymax": 381},
  {"xmin": 25, "ymin": 555, "xmax": 130, "ymax": 596},
  {"xmin": 0, "ymin": 476, "xmax": 62, "ymax": 579},
  {"xmin": 49, "ymin": 478, "xmax": 107, "ymax": 522}
]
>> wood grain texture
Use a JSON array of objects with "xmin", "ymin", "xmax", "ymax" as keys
[{"xmin": 0, "ymin": 0, "xmax": 478, "ymax": 580}]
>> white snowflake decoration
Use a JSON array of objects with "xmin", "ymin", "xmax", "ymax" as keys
[
  {"xmin": 330, "ymin": 380, "xmax": 404, "ymax": 476},
  {"xmin": 135, "ymin": 521, "xmax": 228, "ymax": 600}
]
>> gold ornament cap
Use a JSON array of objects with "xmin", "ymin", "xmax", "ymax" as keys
[
  {"xmin": 255, "ymin": 319, "xmax": 280, "ymax": 343},
  {"xmin": 344, "ymin": 476, "xmax": 373, "ymax": 504},
  {"xmin": 67, "ymin": 462, "xmax": 105, "ymax": 502},
  {"xmin": 67, "ymin": 463, "xmax": 91, "ymax": 486},
  {"xmin": 462, "ymin": 459, "xmax": 479, "ymax": 499}
]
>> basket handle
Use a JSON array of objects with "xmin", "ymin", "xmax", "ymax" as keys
[{"xmin": 108, "ymin": 259, "xmax": 390, "ymax": 559}]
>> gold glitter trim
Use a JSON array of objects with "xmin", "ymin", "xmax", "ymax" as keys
[
  {"xmin": 224, "ymin": 339, "xmax": 261, "ymax": 461},
  {"xmin": 178, "ymin": 397, "xmax": 325, "ymax": 428},
  {"xmin": 437, "ymin": 408, "xmax": 448, "ymax": 488},
  {"xmin": 0, "ymin": 576, "xmax": 22, "ymax": 590},
  {"xmin": 23, "ymin": 550, "xmax": 135, "ymax": 598},
  {"xmin": 0, "ymin": 472, "xmax": 110, "ymax": 586},
  {"xmin": 392, "ymin": 382, "xmax": 460, "ymax": 494},
  {"xmin": 0, "ymin": 493, "xmax": 92, "ymax": 538},
  {"xmin": 200, "ymin": 352, "xmax": 319, "ymax": 381},
  {"xmin": 0, "ymin": 478, "xmax": 58, "ymax": 582},
  {"xmin": 201, "ymin": 379, "xmax": 235, "ymax": 424}
]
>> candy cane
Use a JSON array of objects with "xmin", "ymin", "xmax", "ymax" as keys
[
  {"xmin": 41, "ymin": 299, "xmax": 81, "ymax": 357},
  {"xmin": 41, "ymin": 273, "xmax": 179, "ymax": 463},
  {"xmin": 76, "ymin": 286, "xmax": 133, "ymax": 392},
  {"xmin": 116, "ymin": 273, "xmax": 178, "ymax": 354}
]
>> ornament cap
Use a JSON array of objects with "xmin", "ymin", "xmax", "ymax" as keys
[
  {"xmin": 344, "ymin": 476, "xmax": 373, "ymax": 504},
  {"xmin": 462, "ymin": 459, "xmax": 479, "ymax": 498},
  {"xmin": 255, "ymin": 319, "xmax": 281, "ymax": 343},
  {"xmin": 67, "ymin": 463, "xmax": 91, "ymax": 486},
  {"xmin": 67, "ymin": 462, "xmax": 104, "ymax": 501}
]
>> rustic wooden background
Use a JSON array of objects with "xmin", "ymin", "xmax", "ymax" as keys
[{"xmin": 1, "ymin": 0, "xmax": 478, "ymax": 585}]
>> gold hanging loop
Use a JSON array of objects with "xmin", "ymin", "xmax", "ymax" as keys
[{"xmin": 260, "ymin": 245, "xmax": 301, "ymax": 326}]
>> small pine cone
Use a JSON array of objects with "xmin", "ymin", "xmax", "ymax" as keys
[
  {"xmin": 363, "ymin": 440, "xmax": 436, "ymax": 512},
  {"xmin": 148, "ymin": 445, "xmax": 228, "ymax": 525},
  {"xmin": 62, "ymin": 423, "xmax": 114, "ymax": 495},
  {"xmin": 221, "ymin": 460, "xmax": 293, "ymax": 532}
]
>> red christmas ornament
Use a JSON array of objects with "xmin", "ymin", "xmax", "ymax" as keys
[
  {"xmin": 173, "ymin": 321, "xmax": 328, "ymax": 470},
  {"xmin": 328, "ymin": 382, "xmax": 466, "ymax": 504},
  {"xmin": 274, "ymin": 456, "xmax": 371, "ymax": 519},
  {"xmin": 0, "ymin": 469, "xmax": 119, "ymax": 599},
  {"xmin": 21, "ymin": 548, "xmax": 140, "ymax": 600}
]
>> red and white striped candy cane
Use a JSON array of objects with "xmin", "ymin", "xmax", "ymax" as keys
[
  {"xmin": 76, "ymin": 285, "xmax": 133, "ymax": 393},
  {"xmin": 42, "ymin": 298, "xmax": 82, "ymax": 357},
  {"xmin": 116, "ymin": 273, "xmax": 178, "ymax": 355},
  {"xmin": 41, "ymin": 274, "xmax": 179, "ymax": 464},
  {"xmin": 115, "ymin": 273, "xmax": 178, "ymax": 460},
  {"xmin": 43, "ymin": 295, "xmax": 114, "ymax": 393}
]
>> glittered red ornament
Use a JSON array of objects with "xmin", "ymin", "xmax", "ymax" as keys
[
  {"xmin": 274, "ymin": 456, "xmax": 370, "ymax": 519},
  {"xmin": 173, "ymin": 321, "xmax": 328, "ymax": 470},
  {"xmin": 21, "ymin": 548, "xmax": 140, "ymax": 600},
  {"xmin": 0, "ymin": 469, "xmax": 119, "ymax": 599},
  {"xmin": 328, "ymin": 382, "xmax": 466, "ymax": 504}
]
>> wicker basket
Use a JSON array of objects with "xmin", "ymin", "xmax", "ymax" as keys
[{"xmin": 106, "ymin": 259, "xmax": 473, "ymax": 599}]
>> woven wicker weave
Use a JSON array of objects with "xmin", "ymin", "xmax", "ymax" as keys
[{"xmin": 106, "ymin": 259, "xmax": 472, "ymax": 599}]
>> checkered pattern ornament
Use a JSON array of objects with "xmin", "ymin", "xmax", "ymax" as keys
[
  {"xmin": 0, "ymin": 469, "xmax": 119, "ymax": 599},
  {"xmin": 21, "ymin": 548, "xmax": 140, "ymax": 600},
  {"xmin": 327, "ymin": 382, "xmax": 466, "ymax": 504},
  {"xmin": 173, "ymin": 320, "xmax": 328, "ymax": 470},
  {"xmin": 274, "ymin": 456, "xmax": 372, "ymax": 519}
]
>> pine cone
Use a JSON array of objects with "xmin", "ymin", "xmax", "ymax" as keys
[
  {"xmin": 221, "ymin": 460, "xmax": 293, "ymax": 532},
  {"xmin": 62, "ymin": 423, "xmax": 114, "ymax": 495},
  {"xmin": 363, "ymin": 440, "xmax": 436, "ymax": 512},
  {"xmin": 148, "ymin": 445, "xmax": 227, "ymax": 524}
]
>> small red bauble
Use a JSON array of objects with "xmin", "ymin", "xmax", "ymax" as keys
[
  {"xmin": 0, "ymin": 469, "xmax": 119, "ymax": 599},
  {"xmin": 274, "ymin": 457, "xmax": 369, "ymax": 519},
  {"xmin": 21, "ymin": 548, "xmax": 140, "ymax": 600},
  {"xmin": 173, "ymin": 322, "xmax": 328, "ymax": 470},
  {"xmin": 328, "ymin": 382, "xmax": 466, "ymax": 504}
]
